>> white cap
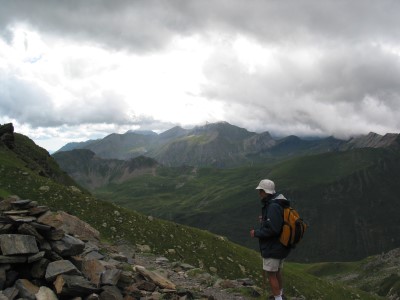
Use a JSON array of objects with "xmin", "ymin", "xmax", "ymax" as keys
[{"xmin": 255, "ymin": 179, "xmax": 276, "ymax": 194}]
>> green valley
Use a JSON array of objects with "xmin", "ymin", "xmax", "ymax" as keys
[
  {"xmin": 0, "ymin": 125, "xmax": 387, "ymax": 298},
  {"xmin": 75, "ymin": 147, "xmax": 400, "ymax": 263}
]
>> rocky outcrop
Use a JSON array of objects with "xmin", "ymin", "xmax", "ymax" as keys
[
  {"xmin": 243, "ymin": 131, "xmax": 276, "ymax": 153},
  {"xmin": 341, "ymin": 132, "xmax": 400, "ymax": 150},
  {"xmin": 0, "ymin": 123, "xmax": 14, "ymax": 149},
  {"xmin": 0, "ymin": 197, "xmax": 185, "ymax": 299},
  {"xmin": 0, "ymin": 196, "xmax": 260, "ymax": 299}
]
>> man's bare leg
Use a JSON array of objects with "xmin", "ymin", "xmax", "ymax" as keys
[
  {"xmin": 268, "ymin": 271, "xmax": 281, "ymax": 296},
  {"xmin": 277, "ymin": 268, "xmax": 283, "ymax": 293}
]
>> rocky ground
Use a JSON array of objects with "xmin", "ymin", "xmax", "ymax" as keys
[
  {"xmin": 132, "ymin": 250, "xmax": 258, "ymax": 300},
  {"xmin": 0, "ymin": 196, "xmax": 262, "ymax": 299}
]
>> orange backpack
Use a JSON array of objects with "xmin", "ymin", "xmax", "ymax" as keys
[{"xmin": 279, "ymin": 206, "xmax": 308, "ymax": 248}]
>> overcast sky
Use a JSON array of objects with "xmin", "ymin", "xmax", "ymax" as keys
[{"xmin": 1, "ymin": 0, "xmax": 400, "ymax": 151}]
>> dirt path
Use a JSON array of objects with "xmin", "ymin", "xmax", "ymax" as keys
[{"xmin": 134, "ymin": 252, "xmax": 255, "ymax": 300}]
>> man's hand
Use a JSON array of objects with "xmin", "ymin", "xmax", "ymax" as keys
[{"xmin": 250, "ymin": 229, "xmax": 255, "ymax": 238}]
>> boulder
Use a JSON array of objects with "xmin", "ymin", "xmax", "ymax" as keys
[
  {"xmin": 0, "ymin": 123, "xmax": 13, "ymax": 136},
  {"xmin": 51, "ymin": 234, "xmax": 85, "ymax": 257},
  {"xmin": 45, "ymin": 260, "xmax": 81, "ymax": 282},
  {"xmin": 58, "ymin": 211, "xmax": 100, "ymax": 240},
  {"xmin": 134, "ymin": 265, "xmax": 176, "ymax": 290},
  {"xmin": 54, "ymin": 274, "xmax": 101, "ymax": 297},
  {"xmin": 0, "ymin": 234, "xmax": 39, "ymax": 255}
]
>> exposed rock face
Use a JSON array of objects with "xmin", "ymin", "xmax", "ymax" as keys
[
  {"xmin": 0, "ymin": 123, "xmax": 14, "ymax": 149},
  {"xmin": 243, "ymin": 131, "xmax": 276, "ymax": 153},
  {"xmin": 341, "ymin": 132, "xmax": 400, "ymax": 150}
]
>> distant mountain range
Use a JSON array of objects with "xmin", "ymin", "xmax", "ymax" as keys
[
  {"xmin": 53, "ymin": 124, "xmax": 400, "ymax": 263},
  {"xmin": 56, "ymin": 122, "xmax": 400, "ymax": 167}
]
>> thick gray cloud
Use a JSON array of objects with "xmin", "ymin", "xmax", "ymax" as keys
[
  {"xmin": 201, "ymin": 42, "xmax": 400, "ymax": 137},
  {"xmin": 1, "ymin": 0, "xmax": 400, "ymax": 147},
  {"xmin": 2, "ymin": 1, "xmax": 400, "ymax": 51}
]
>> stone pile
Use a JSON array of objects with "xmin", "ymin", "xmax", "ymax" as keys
[{"xmin": 0, "ymin": 196, "xmax": 188, "ymax": 300}]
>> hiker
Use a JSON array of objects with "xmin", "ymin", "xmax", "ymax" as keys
[{"xmin": 250, "ymin": 179, "xmax": 291, "ymax": 300}]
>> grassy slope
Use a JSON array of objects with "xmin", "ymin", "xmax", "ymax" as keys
[
  {"xmin": 94, "ymin": 147, "xmax": 400, "ymax": 262},
  {"xmin": 296, "ymin": 249, "xmax": 400, "ymax": 299},
  {"xmin": 0, "ymin": 134, "xmax": 381, "ymax": 299},
  {"xmin": 95, "ymin": 149, "xmax": 375, "ymax": 214}
]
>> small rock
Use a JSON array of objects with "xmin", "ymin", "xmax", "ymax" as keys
[
  {"xmin": 35, "ymin": 286, "xmax": 58, "ymax": 300},
  {"xmin": 99, "ymin": 285, "xmax": 123, "ymax": 300},
  {"xmin": 135, "ymin": 280, "xmax": 157, "ymax": 292},
  {"xmin": 136, "ymin": 244, "xmax": 151, "ymax": 253},
  {"xmin": 27, "ymin": 251, "xmax": 45, "ymax": 263},
  {"xmin": 39, "ymin": 186, "xmax": 50, "ymax": 192},
  {"xmin": 156, "ymin": 257, "xmax": 169, "ymax": 264},
  {"xmin": 101, "ymin": 268, "xmax": 122, "ymax": 286},
  {"xmin": 167, "ymin": 249, "xmax": 176, "ymax": 255},
  {"xmin": 15, "ymin": 279, "xmax": 39, "ymax": 300}
]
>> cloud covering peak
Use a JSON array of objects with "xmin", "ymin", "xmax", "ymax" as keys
[{"xmin": 1, "ymin": 0, "xmax": 400, "ymax": 150}]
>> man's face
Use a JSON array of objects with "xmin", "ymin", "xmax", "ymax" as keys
[{"xmin": 258, "ymin": 189, "xmax": 267, "ymax": 199}]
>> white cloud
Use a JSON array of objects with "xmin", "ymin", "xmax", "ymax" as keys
[{"xmin": 1, "ymin": 1, "xmax": 400, "ymax": 150}]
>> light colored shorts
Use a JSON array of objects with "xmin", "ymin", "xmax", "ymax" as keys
[{"xmin": 263, "ymin": 258, "xmax": 284, "ymax": 272}]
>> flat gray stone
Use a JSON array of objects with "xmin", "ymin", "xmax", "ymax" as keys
[
  {"xmin": 45, "ymin": 260, "xmax": 81, "ymax": 282},
  {"xmin": 28, "ymin": 206, "xmax": 49, "ymax": 216},
  {"xmin": 84, "ymin": 251, "xmax": 104, "ymax": 261},
  {"xmin": 27, "ymin": 250, "xmax": 46, "ymax": 263},
  {"xmin": 101, "ymin": 268, "xmax": 122, "ymax": 286},
  {"xmin": 0, "ymin": 234, "xmax": 39, "ymax": 255},
  {"xmin": 11, "ymin": 199, "xmax": 32, "ymax": 207},
  {"xmin": 3, "ymin": 210, "xmax": 29, "ymax": 215},
  {"xmin": 8, "ymin": 215, "xmax": 37, "ymax": 222},
  {"xmin": 51, "ymin": 234, "xmax": 85, "ymax": 257},
  {"xmin": 0, "ymin": 255, "xmax": 27, "ymax": 264},
  {"xmin": 18, "ymin": 223, "xmax": 44, "ymax": 242}
]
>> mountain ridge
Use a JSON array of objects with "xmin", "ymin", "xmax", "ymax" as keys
[{"xmin": 56, "ymin": 122, "xmax": 400, "ymax": 167}]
